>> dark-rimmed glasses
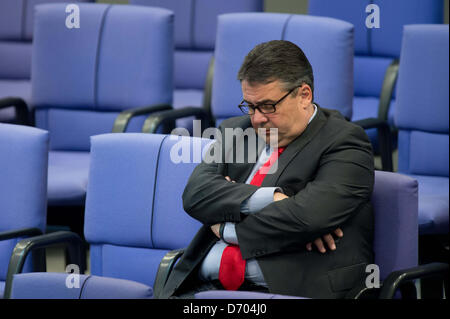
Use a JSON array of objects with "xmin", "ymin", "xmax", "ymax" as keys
[{"xmin": 238, "ymin": 87, "xmax": 297, "ymax": 115}]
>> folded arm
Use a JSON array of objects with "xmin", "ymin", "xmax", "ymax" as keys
[{"xmin": 235, "ymin": 126, "xmax": 374, "ymax": 259}]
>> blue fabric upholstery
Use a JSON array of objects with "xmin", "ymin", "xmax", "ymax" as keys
[
  {"xmin": 90, "ymin": 244, "xmax": 168, "ymax": 288},
  {"xmin": 309, "ymin": 0, "xmax": 444, "ymax": 147},
  {"xmin": 284, "ymin": 15, "xmax": 354, "ymax": 118},
  {"xmin": 85, "ymin": 134, "xmax": 165, "ymax": 248},
  {"xmin": 212, "ymin": 13, "xmax": 354, "ymax": 123},
  {"xmin": 308, "ymin": 0, "xmax": 369, "ymax": 54},
  {"xmin": 0, "ymin": 123, "xmax": 48, "ymax": 297},
  {"xmin": 29, "ymin": 3, "xmax": 174, "ymax": 206},
  {"xmin": 85, "ymin": 133, "xmax": 210, "ymax": 288},
  {"xmin": 395, "ymin": 26, "xmax": 449, "ymax": 134},
  {"xmin": 0, "ymin": 42, "xmax": 32, "ymax": 80},
  {"xmin": 372, "ymin": 171, "xmax": 418, "ymax": 280},
  {"xmin": 10, "ymin": 273, "xmax": 153, "ymax": 299},
  {"xmin": 0, "ymin": 1, "xmax": 93, "ymax": 122},
  {"xmin": 370, "ymin": 0, "xmax": 444, "ymax": 57},
  {"xmin": 130, "ymin": 0, "xmax": 263, "ymax": 112},
  {"xmin": 47, "ymin": 151, "xmax": 90, "ymax": 206},
  {"xmin": 395, "ymin": 25, "xmax": 449, "ymax": 235},
  {"xmin": 32, "ymin": 4, "xmax": 173, "ymax": 114}
]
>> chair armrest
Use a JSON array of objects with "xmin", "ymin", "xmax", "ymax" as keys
[
  {"xmin": 352, "ymin": 117, "xmax": 393, "ymax": 172},
  {"xmin": 142, "ymin": 107, "xmax": 213, "ymax": 134},
  {"xmin": 3, "ymin": 231, "xmax": 86, "ymax": 299},
  {"xmin": 378, "ymin": 59, "xmax": 399, "ymax": 121},
  {"xmin": 345, "ymin": 280, "xmax": 417, "ymax": 299},
  {"xmin": 0, "ymin": 97, "xmax": 29, "ymax": 125},
  {"xmin": 345, "ymin": 283, "xmax": 381, "ymax": 299},
  {"xmin": 0, "ymin": 228, "xmax": 43, "ymax": 241},
  {"xmin": 152, "ymin": 249, "xmax": 185, "ymax": 299},
  {"xmin": 379, "ymin": 262, "xmax": 449, "ymax": 299},
  {"xmin": 346, "ymin": 262, "xmax": 449, "ymax": 299},
  {"xmin": 112, "ymin": 103, "xmax": 173, "ymax": 133}
]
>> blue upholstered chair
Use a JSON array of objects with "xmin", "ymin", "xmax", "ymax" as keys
[
  {"xmin": 395, "ymin": 25, "xmax": 449, "ymax": 236},
  {"xmin": 30, "ymin": 3, "xmax": 174, "ymax": 210},
  {"xmin": 130, "ymin": 0, "xmax": 263, "ymax": 131},
  {"xmin": 5, "ymin": 133, "xmax": 211, "ymax": 298},
  {"xmin": 0, "ymin": 0, "xmax": 93, "ymax": 124},
  {"xmin": 85, "ymin": 133, "xmax": 209, "ymax": 290},
  {"xmin": 143, "ymin": 12, "xmax": 393, "ymax": 171},
  {"xmin": 308, "ymin": 0, "xmax": 444, "ymax": 149},
  {"xmin": 195, "ymin": 171, "xmax": 447, "ymax": 299},
  {"xmin": 0, "ymin": 123, "xmax": 48, "ymax": 297}
]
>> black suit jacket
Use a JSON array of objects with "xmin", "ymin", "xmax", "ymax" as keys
[{"xmin": 160, "ymin": 106, "xmax": 375, "ymax": 299}]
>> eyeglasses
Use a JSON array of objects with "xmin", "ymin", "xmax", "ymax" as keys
[{"xmin": 238, "ymin": 87, "xmax": 297, "ymax": 115}]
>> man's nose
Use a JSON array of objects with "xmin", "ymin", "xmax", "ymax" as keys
[{"xmin": 252, "ymin": 108, "xmax": 268, "ymax": 124}]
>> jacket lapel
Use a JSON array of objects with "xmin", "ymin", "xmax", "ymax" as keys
[{"xmin": 225, "ymin": 117, "xmax": 266, "ymax": 183}]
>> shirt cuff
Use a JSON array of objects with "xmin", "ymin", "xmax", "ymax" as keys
[
  {"xmin": 223, "ymin": 222, "xmax": 238, "ymax": 245},
  {"xmin": 240, "ymin": 187, "xmax": 283, "ymax": 214}
]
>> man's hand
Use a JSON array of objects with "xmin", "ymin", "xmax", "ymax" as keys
[
  {"xmin": 224, "ymin": 177, "xmax": 343, "ymax": 253},
  {"xmin": 225, "ymin": 176, "xmax": 235, "ymax": 183},
  {"xmin": 211, "ymin": 223, "xmax": 221, "ymax": 238},
  {"xmin": 273, "ymin": 191, "xmax": 288, "ymax": 201},
  {"xmin": 306, "ymin": 228, "xmax": 343, "ymax": 253}
]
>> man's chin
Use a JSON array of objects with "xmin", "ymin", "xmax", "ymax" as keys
[
  {"xmin": 261, "ymin": 133, "xmax": 280, "ymax": 147},
  {"xmin": 254, "ymin": 128, "xmax": 281, "ymax": 146}
]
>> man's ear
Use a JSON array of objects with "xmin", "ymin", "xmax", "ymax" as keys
[{"xmin": 299, "ymin": 85, "xmax": 313, "ymax": 108}]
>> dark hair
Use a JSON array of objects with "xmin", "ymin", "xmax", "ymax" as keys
[{"xmin": 237, "ymin": 40, "xmax": 314, "ymax": 97}]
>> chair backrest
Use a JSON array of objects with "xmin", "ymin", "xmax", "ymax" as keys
[
  {"xmin": 0, "ymin": 124, "xmax": 48, "ymax": 283},
  {"xmin": 309, "ymin": 0, "xmax": 443, "ymax": 122},
  {"xmin": 372, "ymin": 171, "xmax": 418, "ymax": 280},
  {"xmin": 31, "ymin": 3, "xmax": 174, "ymax": 151},
  {"xmin": 211, "ymin": 13, "xmax": 354, "ymax": 124},
  {"xmin": 0, "ymin": 0, "xmax": 93, "ymax": 81},
  {"xmin": 130, "ymin": 0, "xmax": 263, "ymax": 94},
  {"xmin": 395, "ymin": 25, "xmax": 449, "ymax": 177},
  {"xmin": 84, "ymin": 133, "xmax": 211, "ymax": 287}
]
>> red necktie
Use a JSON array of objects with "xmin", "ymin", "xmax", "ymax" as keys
[{"xmin": 218, "ymin": 147, "xmax": 286, "ymax": 290}]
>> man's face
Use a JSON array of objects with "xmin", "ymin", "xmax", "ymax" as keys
[{"xmin": 241, "ymin": 80, "xmax": 314, "ymax": 147}]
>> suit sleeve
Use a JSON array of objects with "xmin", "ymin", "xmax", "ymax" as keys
[
  {"xmin": 182, "ymin": 124, "xmax": 259, "ymax": 225},
  {"xmin": 235, "ymin": 124, "xmax": 375, "ymax": 259}
]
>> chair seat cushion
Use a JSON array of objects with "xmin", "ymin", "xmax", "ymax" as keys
[
  {"xmin": 173, "ymin": 89, "xmax": 204, "ymax": 109},
  {"xmin": 47, "ymin": 151, "xmax": 90, "ymax": 206},
  {"xmin": 10, "ymin": 273, "xmax": 153, "ymax": 299},
  {"xmin": 352, "ymin": 96, "xmax": 395, "ymax": 124},
  {"xmin": 410, "ymin": 174, "xmax": 449, "ymax": 234},
  {"xmin": 352, "ymin": 96, "xmax": 396, "ymax": 153},
  {"xmin": 173, "ymin": 89, "xmax": 204, "ymax": 133}
]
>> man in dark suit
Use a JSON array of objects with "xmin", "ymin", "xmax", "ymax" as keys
[{"xmin": 160, "ymin": 40, "xmax": 374, "ymax": 299}]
